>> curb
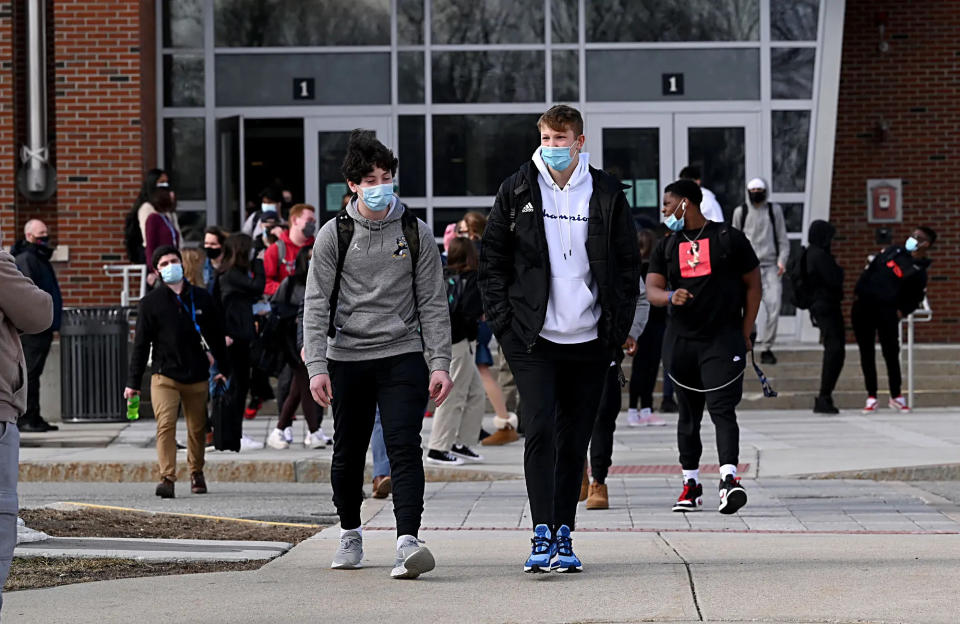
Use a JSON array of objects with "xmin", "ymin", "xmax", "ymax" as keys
[
  {"xmin": 18, "ymin": 459, "xmax": 523, "ymax": 484},
  {"xmin": 800, "ymin": 463, "xmax": 960, "ymax": 481}
]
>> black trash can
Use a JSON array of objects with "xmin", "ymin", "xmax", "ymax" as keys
[{"xmin": 60, "ymin": 307, "xmax": 130, "ymax": 422}]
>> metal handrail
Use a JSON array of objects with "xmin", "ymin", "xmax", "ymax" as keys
[
  {"xmin": 103, "ymin": 264, "xmax": 147, "ymax": 307},
  {"xmin": 900, "ymin": 296, "xmax": 932, "ymax": 409}
]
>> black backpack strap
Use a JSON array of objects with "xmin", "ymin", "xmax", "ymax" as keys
[
  {"xmin": 736, "ymin": 205, "xmax": 746, "ymax": 230},
  {"xmin": 400, "ymin": 207, "xmax": 420, "ymax": 280},
  {"xmin": 767, "ymin": 204, "xmax": 779, "ymax": 259},
  {"xmin": 327, "ymin": 209, "xmax": 354, "ymax": 339},
  {"xmin": 510, "ymin": 178, "xmax": 529, "ymax": 232}
]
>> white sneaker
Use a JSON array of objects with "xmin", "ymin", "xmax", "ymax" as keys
[
  {"xmin": 304, "ymin": 431, "xmax": 327, "ymax": 449},
  {"xmin": 318, "ymin": 430, "xmax": 333, "ymax": 446},
  {"xmin": 889, "ymin": 396, "xmax": 911, "ymax": 412},
  {"xmin": 627, "ymin": 409, "xmax": 643, "ymax": 427},
  {"xmin": 862, "ymin": 396, "xmax": 878, "ymax": 414},
  {"xmin": 241, "ymin": 433, "xmax": 265, "ymax": 451},
  {"xmin": 266, "ymin": 428, "xmax": 289, "ymax": 450},
  {"xmin": 283, "ymin": 426, "xmax": 294, "ymax": 443}
]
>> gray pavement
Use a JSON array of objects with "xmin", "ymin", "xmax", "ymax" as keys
[{"xmin": 14, "ymin": 537, "xmax": 291, "ymax": 563}]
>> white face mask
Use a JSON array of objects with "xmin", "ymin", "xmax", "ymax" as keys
[{"xmin": 262, "ymin": 203, "xmax": 278, "ymax": 214}]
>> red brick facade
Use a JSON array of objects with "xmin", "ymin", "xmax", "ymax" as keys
[{"xmin": 831, "ymin": 0, "xmax": 960, "ymax": 340}]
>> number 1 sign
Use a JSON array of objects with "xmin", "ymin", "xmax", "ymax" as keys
[
  {"xmin": 662, "ymin": 73, "xmax": 684, "ymax": 96},
  {"xmin": 293, "ymin": 78, "xmax": 315, "ymax": 100}
]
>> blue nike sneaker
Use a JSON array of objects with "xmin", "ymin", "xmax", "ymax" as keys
[
  {"xmin": 523, "ymin": 524, "xmax": 555, "ymax": 573},
  {"xmin": 551, "ymin": 524, "xmax": 582, "ymax": 573}
]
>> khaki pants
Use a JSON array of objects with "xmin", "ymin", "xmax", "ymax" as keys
[
  {"xmin": 151, "ymin": 374, "xmax": 208, "ymax": 481},
  {"xmin": 428, "ymin": 340, "xmax": 485, "ymax": 451},
  {"xmin": 497, "ymin": 345, "xmax": 520, "ymax": 413}
]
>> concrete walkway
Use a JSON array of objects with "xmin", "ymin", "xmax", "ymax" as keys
[{"xmin": 14, "ymin": 537, "xmax": 291, "ymax": 563}]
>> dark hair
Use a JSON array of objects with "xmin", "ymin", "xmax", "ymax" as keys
[
  {"xmin": 260, "ymin": 186, "xmax": 282, "ymax": 203},
  {"xmin": 637, "ymin": 228, "xmax": 658, "ymax": 261},
  {"xmin": 678, "ymin": 166, "xmax": 701, "ymax": 181},
  {"xmin": 537, "ymin": 104, "xmax": 584, "ymax": 136},
  {"xmin": 219, "ymin": 233, "xmax": 254, "ymax": 274},
  {"xmin": 917, "ymin": 226, "xmax": 937, "ymax": 245},
  {"xmin": 664, "ymin": 179, "xmax": 703, "ymax": 206},
  {"xmin": 149, "ymin": 187, "xmax": 175, "ymax": 213},
  {"xmin": 204, "ymin": 225, "xmax": 226, "ymax": 245},
  {"xmin": 341, "ymin": 129, "xmax": 399, "ymax": 184},
  {"xmin": 136, "ymin": 168, "xmax": 166, "ymax": 207},
  {"xmin": 151, "ymin": 244, "xmax": 181, "ymax": 270},
  {"xmin": 446, "ymin": 237, "xmax": 478, "ymax": 274},
  {"xmin": 294, "ymin": 245, "xmax": 312, "ymax": 285}
]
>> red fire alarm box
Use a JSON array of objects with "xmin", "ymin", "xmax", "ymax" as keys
[{"xmin": 866, "ymin": 178, "xmax": 902, "ymax": 223}]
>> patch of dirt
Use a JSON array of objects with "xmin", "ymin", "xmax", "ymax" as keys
[
  {"xmin": 6, "ymin": 557, "xmax": 263, "ymax": 592},
  {"xmin": 9, "ymin": 508, "xmax": 324, "ymax": 592},
  {"xmin": 18, "ymin": 508, "xmax": 321, "ymax": 543}
]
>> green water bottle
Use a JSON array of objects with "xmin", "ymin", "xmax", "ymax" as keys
[{"xmin": 126, "ymin": 395, "xmax": 140, "ymax": 421}]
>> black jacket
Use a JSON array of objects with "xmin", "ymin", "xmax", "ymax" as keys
[
  {"xmin": 855, "ymin": 245, "xmax": 930, "ymax": 316},
  {"xmin": 11, "ymin": 240, "xmax": 62, "ymax": 331},
  {"xmin": 128, "ymin": 282, "xmax": 230, "ymax": 389},
  {"xmin": 479, "ymin": 161, "xmax": 640, "ymax": 355},
  {"xmin": 805, "ymin": 220, "xmax": 844, "ymax": 308},
  {"xmin": 215, "ymin": 259, "xmax": 266, "ymax": 342},
  {"xmin": 447, "ymin": 268, "xmax": 483, "ymax": 344}
]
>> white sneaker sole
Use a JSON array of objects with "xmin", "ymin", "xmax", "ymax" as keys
[
  {"xmin": 266, "ymin": 441, "xmax": 289, "ymax": 450},
  {"xmin": 450, "ymin": 452, "xmax": 483, "ymax": 463},
  {"xmin": 718, "ymin": 489, "xmax": 748, "ymax": 515},
  {"xmin": 524, "ymin": 554, "xmax": 556, "ymax": 573},
  {"xmin": 425, "ymin": 457, "xmax": 463, "ymax": 466},
  {"xmin": 551, "ymin": 563, "xmax": 583, "ymax": 573},
  {"xmin": 331, "ymin": 552, "xmax": 364, "ymax": 570},
  {"xmin": 391, "ymin": 547, "xmax": 435, "ymax": 579}
]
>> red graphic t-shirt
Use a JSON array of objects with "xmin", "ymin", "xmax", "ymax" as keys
[{"xmin": 678, "ymin": 238, "xmax": 712, "ymax": 278}]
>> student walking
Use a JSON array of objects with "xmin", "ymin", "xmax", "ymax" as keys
[
  {"xmin": 852, "ymin": 227, "xmax": 936, "ymax": 413},
  {"xmin": 426, "ymin": 237, "xmax": 486, "ymax": 466},
  {"xmin": 126, "ymin": 246, "xmax": 230, "ymax": 498},
  {"xmin": 804, "ymin": 220, "xmax": 845, "ymax": 414},
  {"xmin": 645, "ymin": 180, "xmax": 761, "ymax": 515},
  {"xmin": 479, "ymin": 105, "xmax": 640, "ymax": 573},
  {"xmin": 303, "ymin": 130, "xmax": 452, "ymax": 579},
  {"xmin": 627, "ymin": 228, "xmax": 668, "ymax": 427}
]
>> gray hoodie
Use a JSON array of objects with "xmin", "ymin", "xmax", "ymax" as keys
[
  {"xmin": 302, "ymin": 198, "xmax": 451, "ymax": 377},
  {"xmin": 731, "ymin": 200, "xmax": 790, "ymax": 268}
]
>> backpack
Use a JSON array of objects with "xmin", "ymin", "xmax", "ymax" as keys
[
  {"xmin": 786, "ymin": 246, "xmax": 814, "ymax": 310},
  {"xmin": 124, "ymin": 206, "xmax": 145, "ymax": 263},
  {"xmin": 736, "ymin": 203, "xmax": 780, "ymax": 259},
  {"xmin": 327, "ymin": 206, "xmax": 421, "ymax": 338}
]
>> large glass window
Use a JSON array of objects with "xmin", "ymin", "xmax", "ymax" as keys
[
  {"xmin": 431, "ymin": 0, "xmax": 543, "ymax": 44},
  {"xmin": 687, "ymin": 127, "xmax": 746, "ymax": 221},
  {"xmin": 771, "ymin": 0, "xmax": 819, "ymax": 41},
  {"xmin": 398, "ymin": 0, "xmax": 424, "ymax": 45},
  {"xmin": 213, "ymin": 0, "xmax": 390, "ymax": 46},
  {"xmin": 176, "ymin": 210, "xmax": 207, "ymax": 243},
  {"xmin": 779, "ymin": 203, "xmax": 804, "ymax": 233},
  {"xmin": 163, "ymin": 0, "xmax": 204, "ymax": 48},
  {"xmin": 398, "ymin": 52, "xmax": 424, "ymax": 104},
  {"xmin": 163, "ymin": 55, "xmax": 204, "ymax": 107},
  {"xmin": 601, "ymin": 128, "xmax": 661, "ymax": 226},
  {"xmin": 432, "ymin": 52, "xmax": 544, "ymax": 103},
  {"xmin": 398, "ymin": 115, "xmax": 426, "ymax": 198},
  {"xmin": 771, "ymin": 48, "xmax": 815, "ymax": 99},
  {"xmin": 587, "ymin": 0, "xmax": 759, "ymax": 42},
  {"xmin": 163, "ymin": 118, "xmax": 206, "ymax": 201},
  {"xmin": 433, "ymin": 115, "xmax": 539, "ymax": 196},
  {"xmin": 552, "ymin": 50, "xmax": 578, "ymax": 102},
  {"xmin": 772, "ymin": 110, "xmax": 810, "ymax": 192},
  {"xmin": 551, "ymin": 0, "xmax": 578, "ymax": 43}
]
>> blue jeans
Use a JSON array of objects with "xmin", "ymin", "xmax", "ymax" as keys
[
  {"xmin": 0, "ymin": 422, "xmax": 20, "ymax": 614},
  {"xmin": 371, "ymin": 407, "xmax": 390, "ymax": 478}
]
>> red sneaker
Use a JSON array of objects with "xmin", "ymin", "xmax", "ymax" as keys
[{"xmin": 672, "ymin": 479, "xmax": 703, "ymax": 512}]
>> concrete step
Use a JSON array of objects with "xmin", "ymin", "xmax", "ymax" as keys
[{"xmin": 738, "ymin": 390, "xmax": 960, "ymax": 410}]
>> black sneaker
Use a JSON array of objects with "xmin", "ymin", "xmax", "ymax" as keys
[
  {"xmin": 426, "ymin": 449, "xmax": 464, "ymax": 466},
  {"xmin": 659, "ymin": 397, "xmax": 678, "ymax": 413},
  {"xmin": 450, "ymin": 444, "xmax": 484, "ymax": 462},
  {"xmin": 672, "ymin": 479, "xmax": 703, "ymax": 512},
  {"xmin": 718, "ymin": 475, "xmax": 747, "ymax": 514},
  {"xmin": 760, "ymin": 350, "xmax": 777, "ymax": 365},
  {"xmin": 813, "ymin": 396, "xmax": 839, "ymax": 415},
  {"xmin": 155, "ymin": 478, "xmax": 175, "ymax": 499}
]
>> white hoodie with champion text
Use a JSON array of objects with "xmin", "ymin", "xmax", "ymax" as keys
[{"xmin": 532, "ymin": 147, "xmax": 601, "ymax": 344}]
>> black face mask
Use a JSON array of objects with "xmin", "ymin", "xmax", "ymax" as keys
[
  {"xmin": 749, "ymin": 190, "xmax": 767, "ymax": 204},
  {"xmin": 204, "ymin": 246, "xmax": 222, "ymax": 260}
]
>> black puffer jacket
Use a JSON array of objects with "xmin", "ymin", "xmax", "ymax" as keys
[
  {"xmin": 479, "ymin": 161, "xmax": 640, "ymax": 356},
  {"xmin": 806, "ymin": 220, "xmax": 844, "ymax": 308}
]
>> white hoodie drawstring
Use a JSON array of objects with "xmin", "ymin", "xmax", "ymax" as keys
[{"xmin": 553, "ymin": 182, "xmax": 575, "ymax": 260}]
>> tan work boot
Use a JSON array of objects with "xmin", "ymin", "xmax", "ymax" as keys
[
  {"xmin": 579, "ymin": 460, "xmax": 589, "ymax": 502},
  {"xmin": 586, "ymin": 481, "xmax": 608, "ymax": 510},
  {"xmin": 481, "ymin": 425, "xmax": 519, "ymax": 446},
  {"xmin": 372, "ymin": 475, "xmax": 392, "ymax": 499}
]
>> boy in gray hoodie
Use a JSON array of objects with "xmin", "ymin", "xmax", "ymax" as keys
[
  {"xmin": 303, "ymin": 131, "xmax": 452, "ymax": 579},
  {"xmin": 0, "ymin": 247, "xmax": 53, "ymax": 612}
]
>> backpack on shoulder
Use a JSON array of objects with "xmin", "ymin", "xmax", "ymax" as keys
[{"xmin": 124, "ymin": 207, "xmax": 145, "ymax": 264}]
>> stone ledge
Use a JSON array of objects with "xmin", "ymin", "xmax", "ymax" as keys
[{"xmin": 800, "ymin": 463, "xmax": 960, "ymax": 481}]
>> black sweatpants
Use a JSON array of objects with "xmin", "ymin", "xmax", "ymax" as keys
[
  {"xmin": 811, "ymin": 303, "xmax": 845, "ymax": 399},
  {"xmin": 629, "ymin": 318, "xmax": 665, "ymax": 410},
  {"xmin": 664, "ymin": 327, "xmax": 745, "ymax": 470},
  {"xmin": 226, "ymin": 341, "xmax": 251, "ymax": 432},
  {"xmin": 851, "ymin": 299, "xmax": 900, "ymax": 398},
  {"xmin": 502, "ymin": 332, "xmax": 607, "ymax": 531},
  {"xmin": 328, "ymin": 352, "xmax": 429, "ymax": 537},
  {"xmin": 20, "ymin": 330, "xmax": 53, "ymax": 424},
  {"xmin": 590, "ymin": 363, "xmax": 621, "ymax": 485}
]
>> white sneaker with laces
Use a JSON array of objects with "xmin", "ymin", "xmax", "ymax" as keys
[
  {"xmin": 241, "ymin": 433, "xmax": 265, "ymax": 451},
  {"xmin": 862, "ymin": 396, "xmax": 878, "ymax": 414},
  {"xmin": 283, "ymin": 426, "xmax": 294, "ymax": 443},
  {"xmin": 889, "ymin": 396, "xmax": 911, "ymax": 412},
  {"xmin": 266, "ymin": 428, "xmax": 289, "ymax": 450},
  {"xmin": 304, "ymin": 431, "xmax": 326, "ymax": 449},
  {"xmin": 627, "ymin": 409, "xmax": 643, "ymax": 427}
]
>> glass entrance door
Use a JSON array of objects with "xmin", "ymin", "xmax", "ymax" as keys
[{"xmin": 304, "ymin": 117, "xmax": 392, "ymax": 224}]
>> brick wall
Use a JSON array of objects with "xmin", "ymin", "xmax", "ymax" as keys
[
  {"xmin": 832, "ymin": 1, "xmax": 960, "ymax": 341},
  {"xmin": 0, "ymin": 2, "xmax": 13, "ymax": 245},
  {"xmin": 12, "ymin": 0, "xmax": 143, "ymax": 307}
]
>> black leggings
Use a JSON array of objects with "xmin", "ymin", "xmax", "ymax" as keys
[
  {"xmin": 852, "ymin": 299, "xmax": 900, "ymax": 398},
  {"xmin": 590, "ymin": 364, "xmax": 621, "ymax": 485},
  {"xmin": 629, "ymin": 318, "xmax": 665, "ymax": 410},
  {"xmin": 812, "ymin": 303, "xmax": 845, "ymax": 399}
]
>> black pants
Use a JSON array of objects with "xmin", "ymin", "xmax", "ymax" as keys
[
  {"xmin": 590, "ymin": 363, "xmax": 621, "ymax": 485},
  {"xmin": 20, "ymin": 330, "xmax": 53, "ymax": 423},
  {"xmin": 812, "ymin": 303, "xmax": 846, "ymax": 399},
  {"xmin": 851, "ymin": 299, "xmax": 900, "ymax": 398},
  {"xmin": 665, "ymin": 327, "xmax": 744, "ymax": 470},
  {"xmin": 328, "ymin": 352, "xmax": 429, "ymax": 537},
  {"xmin": 502, "ymin": 332, "xmax": 607, "ymax": 531},
  {"xmin": 227, "ymin": 341, "xmax": 251, "ymax": 431},
  {"xmin": 629, "ymin": 318, "xmax": 665, "ymax": 410}
]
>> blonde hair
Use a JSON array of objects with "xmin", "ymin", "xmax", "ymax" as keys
[{"xmin": 180, "ymin": 248, "xmax": 206, "ymax": 287}]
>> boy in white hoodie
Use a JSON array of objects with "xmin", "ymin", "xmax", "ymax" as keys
[{"xmin": 479, "ymin": 105, "xmax": 640, "ymax": 573}]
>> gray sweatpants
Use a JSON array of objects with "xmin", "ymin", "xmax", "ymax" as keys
[
  {"xmin": 0, "ymin": 422, "xmax": 19, "ymax": 615},
  {"xmin": 756, "ymin": 264, "xmax": 782, "ymax": 352}
]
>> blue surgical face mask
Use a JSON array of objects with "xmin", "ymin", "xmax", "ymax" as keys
[
  {"xmin": 665, "ymin": 201, "xmax": 686, "ymax": 232},
  {"xmin": 541, "ymin": 145, "xmax": 576, "ymax": 171},
  {"xmin": 261, "ymin": 202, "xmax": 278, "ymax": 214},
  {"xmin": 159, "ymin": 262, "xmax": 184, "ymax": 284},
  {"xmin": 360, "ymin": 183, "xmax": 394, "ymax": 212},
  {"xmin": 905, "ymin": 236, "xmax": 919, "ymax": 252}
]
